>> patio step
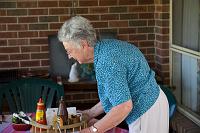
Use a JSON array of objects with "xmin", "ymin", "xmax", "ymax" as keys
[{"xmin": 171, "ymin": 111, "xmax": 200, "ymax": 133}]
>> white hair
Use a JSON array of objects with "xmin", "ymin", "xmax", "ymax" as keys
[{"xmin": 58, "ymin": 16, "xmax": 97, "ymax": 47}]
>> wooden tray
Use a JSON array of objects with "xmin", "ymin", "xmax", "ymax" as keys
[{"xmin": 30, "ymin": 116, "xmax": 87, "ymax": 133}]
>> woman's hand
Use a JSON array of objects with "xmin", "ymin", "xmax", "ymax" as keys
[{"xmin": 77, "ymin": 109, "xmax": 93, "ymax": 122}]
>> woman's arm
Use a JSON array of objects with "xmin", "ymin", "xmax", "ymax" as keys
[
  {"xmin": 94, "ymin": 99, "xmax": 133, "ymax": 132},
  {"xmin": 80, "ymin": 102, "xmax": 104, "ymax": 121},
  {"xmin": 80, "ymin": 99, "xmax": 133, "ymax": 133}
]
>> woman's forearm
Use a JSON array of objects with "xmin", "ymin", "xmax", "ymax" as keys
[
  {"xmin": 88, "ymin": 102, "xmax": 104, "ymax": 118},
  {"xmin": 93, "ymin": 100, "xmax": 132, "ymax": 133}
]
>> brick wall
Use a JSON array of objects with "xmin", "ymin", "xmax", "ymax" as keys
[
  {"xmin": 155, "ymin": 0, "xmax": 170, "ymax": 84},
  {"xmin": 0, "ymin": 0, "xmax": 170, "ymax": 83}
]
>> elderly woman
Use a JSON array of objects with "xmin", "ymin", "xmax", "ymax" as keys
[{"xmin": 58, "ymin": 16, "xmax": 169, "ymax": 133}]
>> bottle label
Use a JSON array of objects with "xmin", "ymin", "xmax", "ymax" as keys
[
  {"xmin": 57, "ymin": 116, "xmax": 63, "ymax": 127},
  {"xmin": 36, "ymin": 110, "xmax": 44, "ymax": 121}
]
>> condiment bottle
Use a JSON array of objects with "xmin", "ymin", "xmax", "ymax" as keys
[
  {"xmin": 57, "ymin": 96, "xmax": 68, "ymax": 126},
  {"xmin": 36, "ymin": 98, "xmax": 47, "ymax": 125}
]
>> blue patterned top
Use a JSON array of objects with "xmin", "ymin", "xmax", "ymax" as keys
[{"xmin": 94, "ymin": 39, "xmax": 160, "ymax": 124}]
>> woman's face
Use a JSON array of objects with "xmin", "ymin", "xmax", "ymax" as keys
[{"xmin": 63, "ymin": 41, "xmax": 94, "ymax": 64}]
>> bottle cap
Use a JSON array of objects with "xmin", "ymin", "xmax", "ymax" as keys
[{"xmin": 37, "ymin": 98, "xmax": 44, "ymax": 105}]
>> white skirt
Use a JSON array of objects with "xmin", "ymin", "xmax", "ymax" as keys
[{"xmin": 128, "ymin": 87, "xmax": 169, "ymax": 133}]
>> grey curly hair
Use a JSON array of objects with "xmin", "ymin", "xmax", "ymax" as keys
[{"xmin": 58, "ymin": 16, "xmax": 97, "ymax": 47}]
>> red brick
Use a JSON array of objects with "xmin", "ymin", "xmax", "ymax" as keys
[
  {"xmin": 17, "ymin": 1, "xmax": 37, "ymax": 8},
  {"xmin": 59, "ymin": 1, "xmax": 72, "ymax": 7},
  {"xmin": 156, "ymin": 34, "xmax": 169, "ymax": 42},
  {"xmin": 91, "ymin": 22, "xmax": 108, "ymax": 28},
  {"xmin": 0, "ymin": 47, "xmax": 19, "ymax": 53},
  {"xmin": 21, "ymin": 46, "xmax": 40, "ymax": 53},
  {"xmin": 120, "ymin": 13, "xmax": 138, "ymax": 20},
  {"xmin": 155, "ymin": 42, "xmax": 169, "ymax": 49},
  {"xmin": 39, "ymin": 31, "xmax": 57, "ymax": 37},
  {"xmin": 10, "ymin": 54, "xmax": 30, "ymax": 60},
  {"xmin": 39, "ymin": 16, "xmax": 58, "ymax": 22},
  {"xmin": 30, "ymin": 38, "xmax": 48, "ymax": 45},
  {"xmin": 129, "ymin": 6, "xmax": 147, "ymax": 12},
  {"xmin": 139, "ymin": 41, "xmax": 154, "ymax": 47},
  {"xmin": 50, "ymin": 23, "xmax": 63, "ymax": 29},
  {"xmin": 82, "ymin": 15, "xmax": 100, "ymax": 21},
  {"xmin": 155, "ymin": 56, "xmax": 169, "ymax": 64},
  {"xmin": 18, "ymin": 17, "xmax": 38, "ymax": 23},
  {"xmin": 0, "ymin": 32, "xmax": 17, "ymax": 38},
  {"xmin": 148, "ymin": 20, "xmax": 155, "ymax": 26},
  {"xmin": 89, "ymin": 7, "xmax": 108, "ymax": 14},
  {"xmin": 0, "ymin": 62, "xmax": 19, "ymax": 68},
  {"xmin": 129, "ymin": 20, "xmax": 147, "ymax": 27},
  {"xmin": 7, "ymin": 9, "xmax": 27, "ymax": 16},
  {"xmin": 101, "ymin": 14, "xmax": 119, "ymax": 20},
  {"xmin": 31, "ymin": 53, "xmax": 49, "ymax": 59},
  {"xmin": 60, "ymin": 16, "xmax": 71, "ymax": 22},
  {"xmin": 74, "ymin": 8, "xmax": 88, "ymax": 14},
  {"xmin": 155, "ymin": 20, "xmax": 169, "ymax": 27},
  {"xmin": 119, "ymin": 28, "xmax": 136, "ymax": 34},
  {"xmin": 29, "ymin": 24, "xmax": 48, "ymax": 30},
  {"xmin": 79, "ymin": 1, "xmax": 98, "ymax": 6},
  {"xmin": 18, "ymin": 31, "xmax": 38, "ymax": 38},
  {"xmin": 0, "ymin": 2, "xmax": 16, "ymax": 8},
  {"xmin": 156, "ymin": 64, "xmax": 169, "ymax": 71},
  {"xmin": 28, "ymin": 9, "xmax": 48, "ymax": 15},
  {"xmin": 0, "ymin": 9, "xmax": 6, "ymax": 16},
  {"xmin": 38, "ymin": 1, "xmax": 58, "ymax": 7},
  {"xmin": 139, "ymin": 13, "xmax": 154, "ymax": 19},
  {"xmin": 118, "ymin": 35, "xmax": 129, "ymax": 41},
  {"xmin": 41, "ymin": 59, "xmax": 49, "ymax": 66},
  {"xmin": 129, "ymin": 35, "xmax": 147, "ymax": 41},
  {"xmin": 0, "ymin": 55, "xmax": 9, "ymax": 61},
  {"xmin": 109, "ymin": 21, "xmax": 128, "ymax": 27},
  {"xmin": 8, "ymin": 39, "xmax": 29, "ymax": 46},
  {"xmin": 148, "ymin": 6, "xmax": 155, "ymax": 12},
  {"xmin": 156, "ymin": 5, "xmax": 169, "ymax": 12},
  {"xmin": 110, "ymin": 7, "xmax": 127, "ymax": 13},
  {"xmin": 0, "ymin": 40, "xmax": 7, "ymax": 46},
  {"xmin": 20, "ymin": 60, "xmax": 40, "ymax": 67},
  {"xmin": 0, "ymin": 24, "xmax": 6, "ymax": 31},
  {"xmin": 139, "ymin": 0, "xmax": 154, "ymax": 5},
  {"xmin": 138, "ymin": 27, "xmax": 154, "ymax": 33},
  {"xmin": 49, "ymin": 8, "xmax": 68, "ymax": 15},
  {"xmin": 155, "ymin": 27, "xmax": 169, "ymax": 34},
  {"xmin": 146, "ymin": 48, "xmax": 155, "ymax": 54},
  {"xmin": 99, "ymin": 0, "xmax": 117, "ymax": 6},
  {"xmin": 98, "ymin": 29, "xmax": 118, "ymax": 34},
  {"xmin": 0, "ymin": 17, "xmax": 17, "ymax": 23},
  {"xmin": 7, "ymin": 24, "xmax": 28, "ymax": 31},
  {"xmin": 148, "ymin": 34, "xmax": 155, "ymax": 40},
  {"xmin": 119, "ymin": 0, "xmax": 137, "ymax": 5},
  {"xmin": 41, "ymin": 45, "xmax": 49, "ymax": 52},
  {"xmin": 156, "ymin": 48, "xmax": 169, "ymax": 56}
]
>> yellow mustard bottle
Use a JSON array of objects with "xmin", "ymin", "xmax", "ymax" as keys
[{"xmin": 36, "ymin": 98, "xmax": 47, "ymax": 125}]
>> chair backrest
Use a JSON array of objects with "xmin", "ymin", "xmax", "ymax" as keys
[
  {"xmin": 0, "ymin": 77, "xmax": 64, "ymax": 113},
  {"xmin": 160, "ymin": 85, "xmax": 177, "ymax": 120}
]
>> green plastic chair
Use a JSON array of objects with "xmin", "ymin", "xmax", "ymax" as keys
[
  {"xmin": 160, "ymin": 85, "xmax": 177, "ymax": 120},
  {"xmin": 0, "ymin": 77, "xmax": 64, "ymax": 113}
]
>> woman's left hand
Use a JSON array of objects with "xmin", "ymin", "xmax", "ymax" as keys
[{"xmin": 80, "ymin": 127, "xmax": 91, "ymax": 133}]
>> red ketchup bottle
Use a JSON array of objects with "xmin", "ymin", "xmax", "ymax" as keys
[{"xmin": 36, "ymin": 98, "xmax": 47, "ymax": 125}]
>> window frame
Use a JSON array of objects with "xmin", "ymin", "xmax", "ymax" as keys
[{"xmin": 170, "ymin": 0, "xmax": 200, "ymax": 126}]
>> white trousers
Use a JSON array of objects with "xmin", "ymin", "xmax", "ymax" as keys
[{"xmin": 128, "ymin": 88, "xmax": 169, "ymax": 133}]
